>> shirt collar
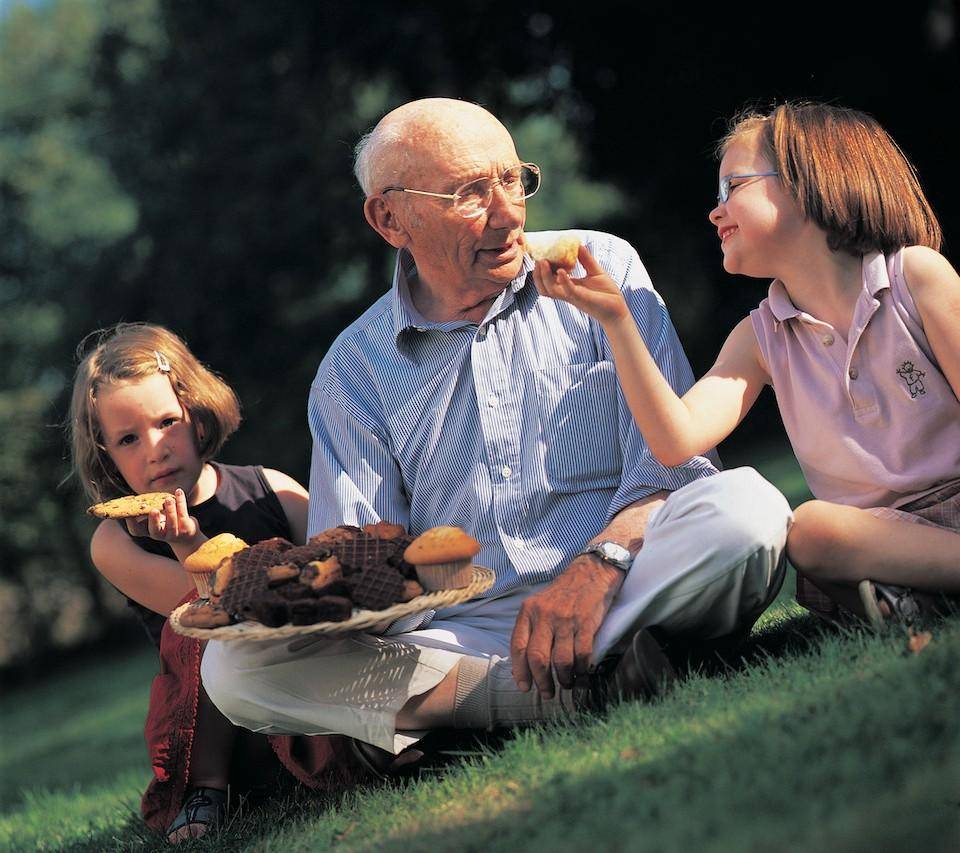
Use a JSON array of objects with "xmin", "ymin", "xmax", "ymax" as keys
[
  {"xmin": 765, "ymin": 250, "xmax": 890, "ymax": 326},
  {"xmin": 860, "ymin": 250, "xmax": 891, "ymax": 299},
  {"xmin": 391, "ymin": 249, "xmax": 535, "ymax": 343}
]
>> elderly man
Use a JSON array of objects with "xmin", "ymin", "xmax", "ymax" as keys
[{"xmin": 202, "ymin": 98, "xmax": 791, "ymax": 765}]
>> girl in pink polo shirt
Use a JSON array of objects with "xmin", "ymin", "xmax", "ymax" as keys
[{"xmin": 533, "ymin": 101, "xmax": 960, "ymax": 627}]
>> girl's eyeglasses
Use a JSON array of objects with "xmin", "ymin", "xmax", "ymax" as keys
[{"xmin": 717, "ymin": 171, "xmax": 779, "ymax": 205}]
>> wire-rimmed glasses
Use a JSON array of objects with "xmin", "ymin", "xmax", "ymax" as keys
[{"xmin": 381, "ymin": 163, "xmax": 541, "ymax": 219}]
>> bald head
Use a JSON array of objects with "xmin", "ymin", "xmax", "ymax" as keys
[{"xmin": 354, "ymin": 98, "xmax": 514, "ymax": 196}]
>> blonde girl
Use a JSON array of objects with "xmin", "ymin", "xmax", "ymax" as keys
[
  {"xmin": 68, "ymin": 322, "xmax": 310, "ymax": 842},
  {"xmin": 534, "ymin": 102, "xmax": 960, "ymax": 625}
]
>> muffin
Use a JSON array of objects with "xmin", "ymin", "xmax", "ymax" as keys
[
  {"xmin": 523, "ymin": 231, "xmax": 581, "ymax": 270},
  {"xmin": 183, "ymin": 533, "xmax": 249, "ymax": 599},
  {"xmin": 403, "ymin": 526, "xmax": 481, "ymax": 590}
]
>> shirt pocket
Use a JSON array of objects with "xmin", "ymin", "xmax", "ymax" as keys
[{"xmin": 534, "ymin": 361, "xmax": 622, "ymax": 493}]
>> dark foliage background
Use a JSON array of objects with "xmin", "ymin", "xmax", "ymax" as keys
[{"xmin": 1, "ymin": 0, "xmax": 956, "ymax": 674}]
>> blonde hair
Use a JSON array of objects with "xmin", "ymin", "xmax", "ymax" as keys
[
  {"xmin": 718, "ymin": 102, "xmax": 942, "ymax": 255},
  {"xmin": 67, "ymin": 323, "xmax": 241, "ymax": 502}
]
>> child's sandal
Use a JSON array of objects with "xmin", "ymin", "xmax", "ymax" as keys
[
  {"xmin": 166, "ymin": 786, "xmax": 228, "ymax": 844},
  {"xmin": 858, "ymin": 580, "xmax": 921, "ymax": 629}
]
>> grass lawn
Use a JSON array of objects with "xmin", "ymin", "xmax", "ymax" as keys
[{"xmin": 2, "ymin": 450, "xmax": 959, "ymax": 851}]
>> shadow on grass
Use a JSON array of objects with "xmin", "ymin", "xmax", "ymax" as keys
[{"xmin": 360, "ymin": 619, "xmax": 960, "ymax": 853}]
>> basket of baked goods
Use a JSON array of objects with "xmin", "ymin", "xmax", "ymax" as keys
[{"xmin": 168, "ymin": 521, "xmax": 494, "ymax": 640}]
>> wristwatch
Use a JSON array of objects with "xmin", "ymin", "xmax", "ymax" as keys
[{"xmin": 578, "ymin": 541, "xmax": 633, "ymax": 573}]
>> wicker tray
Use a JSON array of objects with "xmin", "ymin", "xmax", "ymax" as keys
[{"xmin": 169, "ymin": 566, "xmax": 495, "ymax": 641}]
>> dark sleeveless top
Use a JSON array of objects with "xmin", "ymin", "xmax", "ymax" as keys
[{"xmin": 126, "ymin": 462, "xmax": 294, "ymax": 646}]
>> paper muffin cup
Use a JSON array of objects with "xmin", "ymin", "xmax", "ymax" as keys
[
  {"xmin": 189, "ymin": 571, "xmax": 215, "ymax": 599},
  {"xmin": 414, "ymin": 560, "xmax": 473, "ymax": 591}
]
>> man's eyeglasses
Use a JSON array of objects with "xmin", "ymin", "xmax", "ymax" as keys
[
  {"xmin": 717, "ymin": 171, "xmax": 779, "ymax": 205},
  {"xmin": 381, "ymin": 163, "xmax": 541, "ymax": 219}
]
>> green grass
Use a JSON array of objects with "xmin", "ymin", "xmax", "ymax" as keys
[{"xmin": 2, "ymin": 449, "xmax": 959, "ymax": 851}]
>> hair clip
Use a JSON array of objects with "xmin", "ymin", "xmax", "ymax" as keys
[{"xmin": 154, "ymin": 351, "xmax": 171, "ymax": 373}]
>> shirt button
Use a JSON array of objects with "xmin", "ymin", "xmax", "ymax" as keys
[
  {"xmin": 477, "ymin": 326, "xmax": 487, "ymax": 338},
  {"xmin": 849, "ymin": 367, "xmax": 859, "ymax": 380},
  {"xmin": 822, "ymin": 334, "xmax": 834, "ymax": 346},
  {"xmin": 487, "ymin": 395, "xmax": 499, "ymax": 407},
  {"xmin": 515, "ymin": 539, "xmax": 525, "ymax": 550},
  {"xmin": 500, "ymin": 465, "xmax": 512, "ymax": 478}
]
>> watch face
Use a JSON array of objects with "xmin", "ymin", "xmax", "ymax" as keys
[
  {"xmin": 599, "ymin": 542, "xmax": 630, "ymax": 562},
  {"xmin": 586, "ymin": 541, "xmax": 631, "ymax": 571}
]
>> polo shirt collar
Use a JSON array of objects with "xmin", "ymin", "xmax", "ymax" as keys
[
  {"xmin": 765, "ymin": 250, "xmax": 890, "ymax": 326},
  {"xmin": 391, "ymin": 249, "xmax": 535, "ymax": 342}
]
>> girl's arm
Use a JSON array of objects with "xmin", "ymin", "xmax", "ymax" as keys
[
  {"xmin": 534, "ymin": 247, "xmax": 769, "ymax": 466},
  {"xmin": 262, "ymin": 468, "xmax": 309, "ymax": 544},
  {"xmin": 902, "ymin": 246, "xmax": 960, "ymax": 399},
  {"xmin": 90, "ymin": 520, "xmax": 195, "ymax": 616}
]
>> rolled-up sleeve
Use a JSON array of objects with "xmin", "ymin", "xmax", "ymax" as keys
[{"xmin": 595, "ymin": 239, "xmax": 720, "ymax": 522}]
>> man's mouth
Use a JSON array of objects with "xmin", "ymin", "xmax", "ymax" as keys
[
  {"xmin": 719, "ymin": 226, "xmax": 738, "ymax": 243},
  {"xmin": 477, "ymin": 240, "xmax": 519, "ymax": 261}
]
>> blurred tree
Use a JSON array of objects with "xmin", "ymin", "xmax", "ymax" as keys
[
  {"xmin": 0, "ymin": 0, "xmax": 622, "ymax": 670},
  {"xmin": 0, "ymin": 0, "xmax": 159, "ymax": 668}
]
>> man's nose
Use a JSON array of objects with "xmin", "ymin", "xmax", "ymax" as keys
[
  {"xmin": 486, "ymin": 183, "xmax": 525, "ymax": 228},
  {"xmin": 708, "ymin": 199, "xmax": 724, "ymax": 224}
]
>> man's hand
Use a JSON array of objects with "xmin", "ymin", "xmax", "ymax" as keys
[{"xmin": 510, "ymin": 555, "xmax": 625, "ymax": 698}]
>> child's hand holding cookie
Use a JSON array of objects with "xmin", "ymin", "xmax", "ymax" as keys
[
  {"xmin": 532, "ymin": 244, "xmax": 631, "ymax": 327},
  {"xmin": 128, "ymin": 489, "xmax": 206, "ymax": 556}
]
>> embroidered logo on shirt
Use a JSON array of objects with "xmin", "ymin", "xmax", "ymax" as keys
[{"xmin": 896, "ymin": 361, "xmax": 926, "ymax": 398}]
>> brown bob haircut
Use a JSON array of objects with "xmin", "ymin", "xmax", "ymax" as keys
[
  {"xmin": 68, "ymin": 322, "xmax": 241, "ymax": 502},
  {"xmin": 718, "ymin": 101, "xmax": 942, "ymax": 256}
]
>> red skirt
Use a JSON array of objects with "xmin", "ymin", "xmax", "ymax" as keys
[{"xmin": 141, "ymin": 593, "xmax": 362, "ymax": 831}]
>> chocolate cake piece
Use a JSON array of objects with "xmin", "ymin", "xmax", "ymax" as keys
[
  {"xmin": 288, "ymin": 595, "xmax": 353, "ymax": 625},
  {"xmin": 239, "ymin": 592, "xmax": 289, "ymax": 627},
  {"xmin": 274, "ymin": 581, "xmax": 315, "ymax": 601}
]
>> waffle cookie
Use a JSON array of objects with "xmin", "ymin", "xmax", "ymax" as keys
[
  {"xmin": 347, "ymin": 562, "xmax": 406, "ymax": 610},
  {"xmin": 334, "ymin": 528, "xmax": 403, "ymax": 572},
  {"xmin": 217, "ymin": 537, "xmax": 294, "ymax": 615}
]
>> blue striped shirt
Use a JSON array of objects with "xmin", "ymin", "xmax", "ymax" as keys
[{"xmin": 307, "ymin": 230, "xmax": 719, "ymax": 598}]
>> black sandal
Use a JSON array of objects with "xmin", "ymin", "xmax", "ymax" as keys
[{"xmin": 166, "ymin": 786, "xmax": 228, "ymax": 843}]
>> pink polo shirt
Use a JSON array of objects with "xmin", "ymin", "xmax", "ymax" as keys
[{"xmin": 750, "ymin": 249, "xmax": 960, "ymax": 509}]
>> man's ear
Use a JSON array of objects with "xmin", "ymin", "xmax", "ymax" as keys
[{"xmin": 364, "ymin": 195, "xmax": 410, "ymax": 249}]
